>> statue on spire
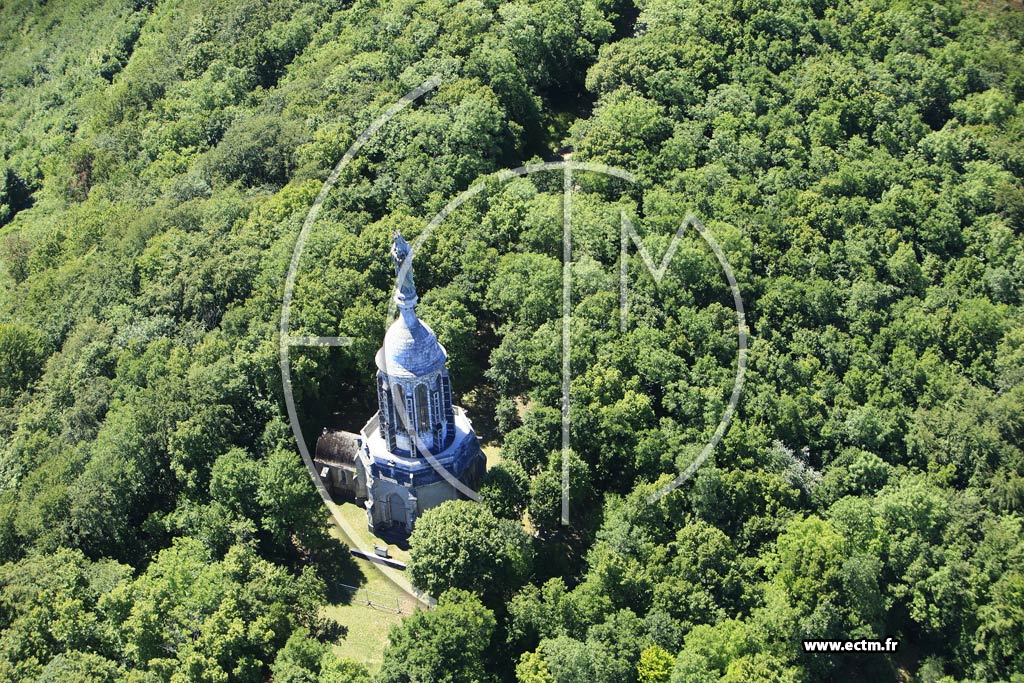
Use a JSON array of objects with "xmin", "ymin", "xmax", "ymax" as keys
[{"xmin": 390, "ymin": 231, "xmax": 417, "ymax": 308}]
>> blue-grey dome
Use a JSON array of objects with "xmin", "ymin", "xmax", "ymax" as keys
[{"xmin": 375, "ymin": 311, "xmax": 448, "ymax": 378}]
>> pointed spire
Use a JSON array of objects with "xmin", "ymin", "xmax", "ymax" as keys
[{"xmin": 390, "ymin": 231, "xmax": 418, "ymax": 314}]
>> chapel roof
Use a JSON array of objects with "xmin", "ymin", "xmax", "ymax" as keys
[
  {"xmin": 375, "ymin": 232, "xmax": 448, "ymax": 379},
  {"xmin": 376, "ymin": 312, "xmax": 448, "ymax": 378},
  {"xmin": 314, "ymin": 429, "xmax": 360, "ymax": 466}
]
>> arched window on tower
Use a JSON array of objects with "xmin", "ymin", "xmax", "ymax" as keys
[
  {"xmin": 393, "ymin": 384, "xmax": 407, "ymax": 434},
  {"xmin": 416, "ymin": 383, "xmax": 430, "ymax": 433}
]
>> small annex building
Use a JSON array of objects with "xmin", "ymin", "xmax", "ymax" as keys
[{"xmin": 314, "ymin": 428, "xmax": 366, "ymax": 499}]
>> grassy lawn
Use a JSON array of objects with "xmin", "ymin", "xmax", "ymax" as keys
[
  {"xmin": 482, "ymin": 441, "xmax": 502, "ymax": 469},
  {"xmin": 321, "ymin": 524, "xmax": 417, "ymax": 672},
  {"xmin": 335, "ymin": 500, "xmax": 411, "ymax": 565},
  {"xmin": 317, "ymin": 445, "xmax": 507, "ymax": 670}
]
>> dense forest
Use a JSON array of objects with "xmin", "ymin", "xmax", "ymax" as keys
[{"xmin": 1, "ymin": 0, "xmax": 1023, "ymax": 681}]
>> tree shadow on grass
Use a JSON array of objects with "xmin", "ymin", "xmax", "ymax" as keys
[
  {"xmin": 459, "ymin": 382, "xmax": 500, "ymax": 444},
  {"xmin": 376, "ymin": 524, "xmax": 410, "ymax": 552},
  {"xmin": 295, "ymin": 519, "xmax": 361, "ymax": 643},
  {"xmin": 309, "ymin": 521, "xmax": 366, "ymax": 605}
]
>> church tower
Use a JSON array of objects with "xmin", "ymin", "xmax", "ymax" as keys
[
  {"xmin": 373, "ymin": 233, "xmax": 456, "ymax": 457},
  {"xmin": 354, "ymin": 233, "xmax": 486, "ymax": 533}
]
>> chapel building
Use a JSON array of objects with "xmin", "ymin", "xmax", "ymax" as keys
[{"xmin": 314, "ymin": 233, "xmax": 486, "ymax": 533}]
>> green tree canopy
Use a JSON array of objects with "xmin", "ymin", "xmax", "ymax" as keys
[
  {"xmin": 408, "ymin": 500, "xmax": 534, "ymax": 606},
  {"xmin": 379, "ymin": 589, "xmax": 497, "ymax": 683}
]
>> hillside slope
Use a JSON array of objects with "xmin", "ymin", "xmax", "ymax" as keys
[{"xmin": 1, "ymin": 0, "xmax": 1023, "ymax": 682}]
